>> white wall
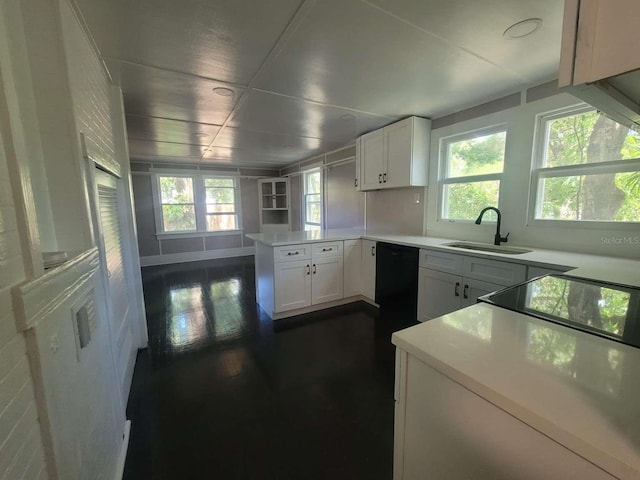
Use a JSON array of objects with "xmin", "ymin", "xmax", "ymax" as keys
[
  {"xmin": 0, "ymin": 100, "xmax": 48, "ymax": 480},
  {"xmin": 0, "ymin": 0, "xmax": 146, "ymax": 478}
]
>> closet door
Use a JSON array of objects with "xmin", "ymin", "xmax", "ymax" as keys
[{"xmin": 95, "ymin": 169, "xmax": 136, "ymax": 405}]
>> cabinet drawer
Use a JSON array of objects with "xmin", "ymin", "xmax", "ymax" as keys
[
  {"xmin": 419, "ymin": 249, "xmax": 463, "ymax": 274},
  {"xmin": 312, "ymin": 241, "xmax": 343, "ymax": 258},
  {"xmin": 462, "ymin": 257, "xmax": 526, "ymax": 286},
  {"xmin": 274, "ymin": 244, "xmax": 311, "ymax": 263}
]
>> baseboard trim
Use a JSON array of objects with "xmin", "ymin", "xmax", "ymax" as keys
[
  {"xmin": 139, "ymin": 247, "xmax": 255, "ymax": 267},
  {"xmin": 271, "ymin": 295, "xmax": 378, "ymax": 320},
  {"xmin": 114, "ymin": 420, "xmax": 131, "ymax": 480}
]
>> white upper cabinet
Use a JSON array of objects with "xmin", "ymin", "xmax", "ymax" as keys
[
  {"xmin": 559, "ymin": 0, "xmax": 640, "ymax": 87},
  {"xmin": 356, "ymin": 116, "xmax": 430, "ymax": 191}
]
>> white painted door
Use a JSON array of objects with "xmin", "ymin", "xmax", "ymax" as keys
[
  {"xmin": 361, "ymin": 240, "xmax": 376, "ymax": 301},
  {"xmin": 311, "ymin": 255, "xmax": 344, "ymax": 305},
  {"xmin": 419, "ymin": 268, "xmax": 461, "ymax": 321},
  {"xmin": 343, "ymin": 240, "xmax": 362, "ymax": 298},
  {"xmin": 460, "ymin": 278, "xmax": 505, "ymax": 308},
  {"xmin": 384, "ymin": 117, "xmax": 413, "ymax": 188},
  {"xmin": 274, "ymin": 259, "xmax": 312, "ymax": 312},
  {"xmin": 95, "ymin": 169, "xmax": 136, "ymax": 405},
  {"xmin": 360, "ymin": 129, "xmax": 385, "ymax": 190}
]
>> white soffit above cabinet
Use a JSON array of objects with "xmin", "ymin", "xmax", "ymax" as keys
[{"xmin": 73, "ymin": 0, "xmax": 563, "ymax": 168}]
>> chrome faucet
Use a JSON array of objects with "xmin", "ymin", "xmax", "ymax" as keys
[{"xmin": 475, "ymin": 207, "xmax": 509, "ymax": 246}]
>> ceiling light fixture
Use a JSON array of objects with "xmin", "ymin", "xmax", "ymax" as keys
[
  {"xmin": 503, "ymin": 18, "xmax": 543, "ymax": 39},
  {"xmin": 212, "ymin": 87, "xmax": 234, "ymax": 97}
]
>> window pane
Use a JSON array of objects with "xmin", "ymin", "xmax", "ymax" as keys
[
  {"xmin": 443, "ymin": 180, "xmax": 500, "ymax": 220},
  {"xmin": 447, "ymin": 131, "xmax": 506, "ymax": 178},
  {"xmin": 207, "ymin": 214, "xmax": 238, "ymax": 231},
  {"xmin": 306, "ymin": 171, "xmax": 321, "ymax": 194},
  {"xmin": 206, "ymin": 203, "xmax": 235, "ymax": 213},
  {"xmin": 162, "ymin": 205, "xmax": 196, "ymax": 231},
  {"xmin": 537, "ymin": 172, "xmax": 640, "ymax": 221},
  {"xmin": 206, "ymin": 187, "xmax": 235, "ymax": 204},
  {"xmin": 306, "ymin": 203, "xmax": 321, "ymax": 224},
  {"xmin": 205, "ymin": 178, "xmax": 234, "ymax": 187},
  {"xmin": 160, "ymin": 176, "xmax": 194, "ymax": 204},
  {"xmin": 544, "ymin": 111, "xmax": 640, "ymax": 168}
]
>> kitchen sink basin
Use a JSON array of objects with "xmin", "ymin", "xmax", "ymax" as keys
[{"xmin": 444, "ymin": 242, "xmax": 532, "ymax": 255}]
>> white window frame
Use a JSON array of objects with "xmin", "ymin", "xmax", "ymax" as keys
[
  {"xmin": 438, "ymin": 124, "xmax": 507, "ymax": 223},
  {"xmin": 303, "ymin": 168, "xmax": 323, "ymax": 231},
  {"xmin": 202, "ymin": 176, "xmax": 241, "ymax": 232},
  {"xmin": 528, "ymin": 104, "xmax": 640, "ymax": 228},
  {"xmin": 151, "ymin": 170, "xmax": 243, "ymax": 237}
]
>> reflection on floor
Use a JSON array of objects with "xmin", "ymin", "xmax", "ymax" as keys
[{"xmin": 124, "ymin": 256, "xmax": 417, "ymax": 480}]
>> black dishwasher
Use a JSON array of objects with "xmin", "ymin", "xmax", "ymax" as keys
[{"xmin": 375, "ymin": 242, "xmax": 419, "ymax": 318}]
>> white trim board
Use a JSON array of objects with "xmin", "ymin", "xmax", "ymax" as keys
[{"xmin": 139, "ymin": 246, "xmax": 255, "ymax": 267}]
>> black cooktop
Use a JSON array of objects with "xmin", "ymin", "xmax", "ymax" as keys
[{"xmin": 479, "ymin": 274, "xmax": 640, "ymax": 348}]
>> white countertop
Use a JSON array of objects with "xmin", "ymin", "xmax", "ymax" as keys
[
  {"xmin": 392, "ymin": 303, "xmax": 640, "ymax": 479},
  {"xmin": 247, "ymin": 230, "xmax": 640, "ymax": 287}
]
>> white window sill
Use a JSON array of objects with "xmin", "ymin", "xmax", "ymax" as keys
[{"xmin": 155, "ymin": 230, "xmax": 244, "ymax": 240}]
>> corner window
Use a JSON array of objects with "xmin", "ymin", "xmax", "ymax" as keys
[
  {"xmin": 303, "ymin": 169, "xmax": 322, "ymax": 231},
  {"xmin": 439, "ymin": 127, "xmax": 506, "ymax": 221},
  {"xmin": 532, "ymin": 106, "xmax": 640, "ymax": 223},
  {"xmin": 155, "ymin": 173, "xmax": 241, "ymax": 234},
  {"xmin": 159, "ymin": 176, "xmax": 197, "ymax": 231}
]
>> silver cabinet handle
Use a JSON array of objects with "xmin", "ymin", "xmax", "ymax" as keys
[
  {"xmin": 306, "ymin": 264, "xmax": 310, "ymax": 275},
  {"xmin": 313, "ymin": 264, "xmax": 317, "ymax": 274},
  {"xmin": 322, "ymin": 247, "xmax": 332, "ymax": 252},
  {"xmin": 463, "ymin": 284, "xmax": 469, "ymax": 299},
  {"xmin": 454, "ymin": 282, "xmax": 460, "ymax": 297},
  {"xmin": 287, "ymin": 251, "xmax": 299, "ymax": 256}
]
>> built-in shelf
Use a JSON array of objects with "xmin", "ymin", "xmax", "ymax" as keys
[{"xmin": 259, "ymin": 178, "xmax": 290, "ymax": 233}]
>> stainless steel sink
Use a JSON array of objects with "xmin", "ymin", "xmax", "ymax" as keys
[{"xmin": 444, "ymin": 242, "xmax": 532, "ymax": 255}]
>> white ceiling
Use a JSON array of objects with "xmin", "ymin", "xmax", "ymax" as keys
[{"xmin": 74, "ymin": 0, "xmax": 564, "ymax": 168}]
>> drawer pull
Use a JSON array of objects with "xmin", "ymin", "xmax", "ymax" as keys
[
  {"xmin": 383, "ymin": 173, "xmax": 387, "ymax": 183},
  {"xmin": 313, "ymin": 264, "xmax": 317, "ymax": 274},
  {"xmin": 454, "ymin": 282, "xmax": 460, "ymax": 297},
  {"xmin": 306, "ymin": 264, "xmax": 310, "ymax": 275},
  {"xmin": 322, "ymin": 247, "xmax": 333, "ymax": 252},
  {"xmin": 287, "ymin": 251, "xmax": 299, "ymax": 256},
  {"xmin": 378, "ymin": 173, "xmax": 382, "ymax": 184},
  {"xmin": 371, "ymin": 246, "xmax": 375, "ymax": 256},
  {"xmin": 463, "ymin": 284, "xmax": 469, "ymax": 299}
]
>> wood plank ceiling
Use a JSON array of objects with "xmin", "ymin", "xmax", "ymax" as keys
[{"xmin": 73, "ymin": 0, "xmax": 564, "ymax": 168}]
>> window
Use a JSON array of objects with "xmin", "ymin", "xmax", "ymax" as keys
[
  {"xmin": 205, "ymin": 178, "xmax": 238, "ymax": 231},
  {"xmin": 439, "ymin": 127, "xmax": 506, "ymax": 221},
  {"xmin": 159, "ymin": 176, "xmax": 196, "ymax": 231},
  {"xmin": 532, "ymin": 106, "xmax": 640, "ymax": 223},
  {"xmin": 303, "ymin": 169, "xmax": 322, "ymax": 231},
  {"xmin": 156, "ymin": 173, "xmax": 241, "ymax": 234}
]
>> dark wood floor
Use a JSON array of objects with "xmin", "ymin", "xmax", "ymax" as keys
[{"xmin": 123, "ymin": 256, "xmax": 417, "ymax": 479}]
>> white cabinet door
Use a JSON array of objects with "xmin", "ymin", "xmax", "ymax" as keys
[
  {"xmin": 311, "ymin": 255, "xmax": 344, "ymax": 305},
  {"xmin": 459, "ymin": 278, "xmax": 505, "ymax": 308},
  {"xmin": 418, "ymin": 268, "xmax": 461, "ymax": 321},
  {"xmin": 343, "ymin": 240, "xmax": 362, "ymax": 298},
  {"xmin": 360, "ymin": 129, "xmax": 385, "ymax": 190},
  {"xmin": 384, "ymin": 117, "xmax": 412, "ymax": 188},
  {"xmin": 274, "ymin": 260, "xmax": 311, "ymax": 312},
  {"xmin": 361, "ymin": 240, "xmax": 377, "ymax": 301}
]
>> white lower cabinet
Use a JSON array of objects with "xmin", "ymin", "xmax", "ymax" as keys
[
  {"xmin": 343, "ymin": 240, "xmax": 362, "ymax": 298},
  {"xmin": 417, "ymin": 269, "xmax": 504, "ymax": 322},
  {"xmin": 417, "ymin": 249, "xmax": 526, "ymax": 322},
  {"xmin": 274, "ymin": 260, "xmax": 312, "ymax": 312},
  {"xmin": 361, "ymin": 240, "xmax": 376, "ymax": 301},
  {"xmin": 273, "ymin": 241, "xmax": 344, "ymax": 314}
]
